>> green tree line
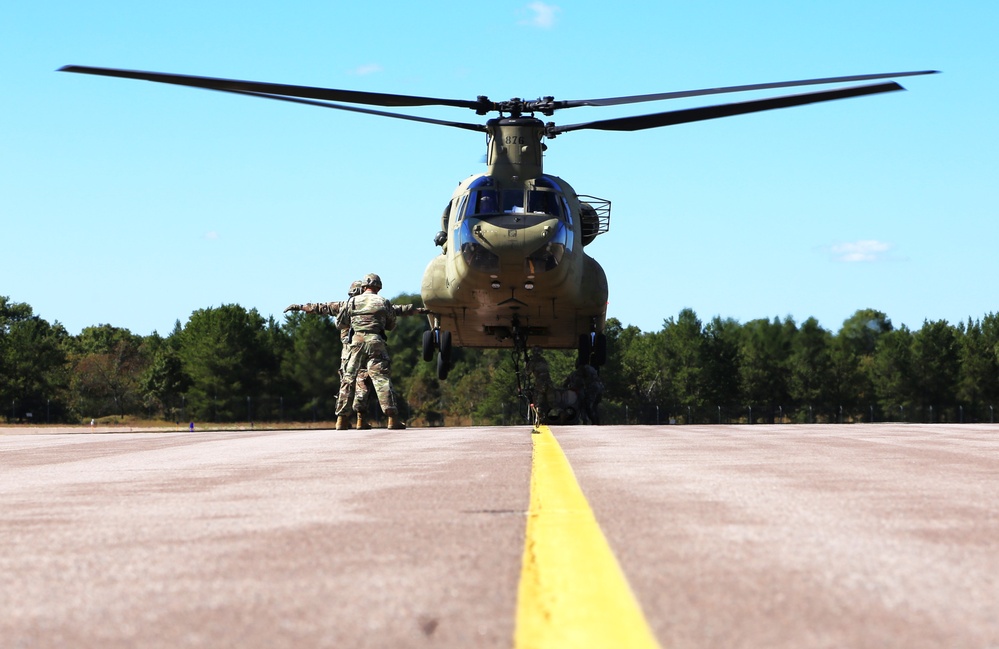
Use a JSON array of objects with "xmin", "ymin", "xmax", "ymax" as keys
[{"xmin": 3, "ymin": 294, "xmax": 998, "ymax": 425}]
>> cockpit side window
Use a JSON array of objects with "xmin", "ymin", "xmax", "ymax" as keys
[
  {"xmin": 560, "ymin": 196, "xmax": 572, "ymax": 225},
  {"xmin": 454, "ymin": 194, "xmax": 468, "ymax": 223}
]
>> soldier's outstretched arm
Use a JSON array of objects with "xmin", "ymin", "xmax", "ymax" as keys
[
  {"xmin": 285, "ymin": 301, "xmax": 345, "ymax": 316},
  {"xmin": 313, "ymin": 301, "xmax": 344, "ymax": 317},
  {"xmin": 393, "ymin": 304, "xmax": 430, "ymax": 317}
]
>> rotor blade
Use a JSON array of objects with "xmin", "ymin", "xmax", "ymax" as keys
[
  {"xmin": 555, "ymin": 70, "xmax": 937, "ymax": 110},
  {"xmin": 209, "ymin": 87, "xmax": 487, "ymax": 132},
  {"xmin": 59, "ymin": 65, "xmax": 486, "ymax": 110},
  {"xmin": 551, "ymin": 82, "xmax": 906, "ymax": 135}
]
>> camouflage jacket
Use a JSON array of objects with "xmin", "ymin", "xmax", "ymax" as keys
[
  {"xmin": 335, "ymin": 292, "xmax": 398, "ymax": 336},
  {"xmin": 302, "ymin": 300, "xmax": 347, "ymax": 317},
  {"xmin": 304, "ymin": 301, "xmax": 418, "ymax": 318}
]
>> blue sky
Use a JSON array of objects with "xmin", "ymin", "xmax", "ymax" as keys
[{"xmin": 2, "ymin": 1, "xmax": 994, "ymax": 337}]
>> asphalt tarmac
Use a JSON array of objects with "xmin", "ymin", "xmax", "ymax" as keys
[{"xmin": 2, "ymin": 424, "xmax": 998, "ymax": 648}]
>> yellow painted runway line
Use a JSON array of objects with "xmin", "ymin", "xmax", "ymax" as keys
[{"xmin": 515, "ymin": 425, "xmax": 661, "ymax": 649}]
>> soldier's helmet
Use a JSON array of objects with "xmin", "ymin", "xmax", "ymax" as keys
[
  {"xmin": 348, "ymin": 280, "xmax": 363, "ymax": 297},
  {"xmin": 362, "ymin": 273, "xmax": 383, "ymax": 291}
]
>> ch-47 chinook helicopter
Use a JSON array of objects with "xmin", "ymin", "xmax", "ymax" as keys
[{"xmin": 60, "ymin": 65, "xmax": 936, "ymax": 382}]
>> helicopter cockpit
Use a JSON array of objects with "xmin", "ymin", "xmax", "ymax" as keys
[
  {"xmin": 454, "ymin": 175, "xmax": 573, "ymax": 273},
  {"xmin": 458, "ymin": 175, "xmax": 571, "ymax": 221}
]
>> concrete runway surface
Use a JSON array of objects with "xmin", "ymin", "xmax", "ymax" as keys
[{"xmin": 2, "ymin": 424, "xmax": 998, "ymax": 648}]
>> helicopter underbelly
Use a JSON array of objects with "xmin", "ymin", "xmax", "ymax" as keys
[{"xmin": 420, "ymin": 245, "xmax": 608, "ymax": 349}]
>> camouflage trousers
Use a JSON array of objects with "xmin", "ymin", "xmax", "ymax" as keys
[
  {"xmin": 336, "ymin": 333, "xmax": 397, "ymax": 416},
  {"xmin": 337, "ymin": 340, "xmax": 373, "ymax": 413}
]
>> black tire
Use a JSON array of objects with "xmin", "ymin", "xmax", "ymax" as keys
[
  {"xmin": 577, "ymin": 333, "xmax": 592, "ymax": 366},
  {"xmin": 592, "ymin": 333, "xmax": 607, "ymax": 367},
  {"xmin": 439, "ymin": 330, "xmax": 453, "ymax": 365},
  {"xmin": 422, "ymin": 329, "xmax": 435, "ymax": 362},
  {"xmin": 437, "ymin": 351, "xmax": 451, "ymax": 380}
]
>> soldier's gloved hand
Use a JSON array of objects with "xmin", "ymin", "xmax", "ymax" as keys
[
  {"xmin": 284, "ymin": 304, "xmax": 303, "ymax": 313},
  {"xmin": 416, "ymin": 307, "xmax": 429, "ymax": 314}
]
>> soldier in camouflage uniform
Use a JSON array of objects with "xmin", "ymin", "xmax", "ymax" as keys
[
  {"xmin": 335, "ymin": 273, "xmax": 406, "ymax": 430},
  {"xmin": 285, "ymin": 281, "xmax": 424, "ymax": 430},
  {"xmin": 285, "ymin": 281, "xmax": 365, "ymax": 429}
]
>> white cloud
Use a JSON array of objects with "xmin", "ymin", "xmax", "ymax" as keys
[
  {"xmin": 830, "ymin": 239, "xmax": 893, "ymax": 263},
  {"xmin": 204, "ymin": 231, "xmax": 220, "ymax": 241},
  {"xmin": 521, "ymin": 2, "xmax": 560, "ymax": 29},
  {"xmin": 349, "ymin": 63, "xmax": 383, "ymax": 76}
]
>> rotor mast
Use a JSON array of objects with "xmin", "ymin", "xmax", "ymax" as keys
[{"xmin": 485, "ymin": 117, "xmax": 547, "ymax": 182}]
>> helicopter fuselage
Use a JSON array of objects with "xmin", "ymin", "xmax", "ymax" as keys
[
  {"xmin": 421, "ymin": 116, "xmax": 610, "ymax": 351},
  {"xmin": 421, "ymin": 170, "xmax": 608, "ymax": 349}
]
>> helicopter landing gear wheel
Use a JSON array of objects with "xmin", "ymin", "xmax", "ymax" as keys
[
  {"xmin": 422, "ymin": 329, "xmax": 435, "ymax": 362},
  {"xmin": 577, "ymin": 333, "xmax": 592, "ymax": 367},
  {"xmin": 422, "ymin": 325, "xmax": 455, "ymax": 380},
  {"xmin": 437, "ymin": 352, "xmax": 451, "ymax": 380},
  {"xmin": 436, "ymin": 330, "xmax": 453, "ymax": 380},
  {"xmin": 592, "ymin": 332, "xmax": 607, "ymax": 367},
  {"xmin": 439, "ymin": 329, "xmax": 452, "ymax": 366}
]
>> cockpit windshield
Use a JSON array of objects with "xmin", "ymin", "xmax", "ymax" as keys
[
  {"xmin": 469, "ymin": 190, "xmax": 498, "ymax": 215},
  {"xmin": 527, "ymin": 190, "xmax": 560, "ymax": 216},
  {"xmin": 502, "ymin": 190, "xmax": 525, "ymax": 214},
  {"xmin": 462, "ymin": 175, "xmax": 569, "ymax": 221}
]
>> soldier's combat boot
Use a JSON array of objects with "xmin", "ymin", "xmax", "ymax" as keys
[
  {"xmin": 386, "ymin": 416, "xmax": 406, "ymax": 430},
  {"xmin": 356, "ymin": 412, "xmax": 371, "ymax": 430},
  {"xmin": 335, "ymin": 415, "xmax": 350, "ymax": 431}
]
